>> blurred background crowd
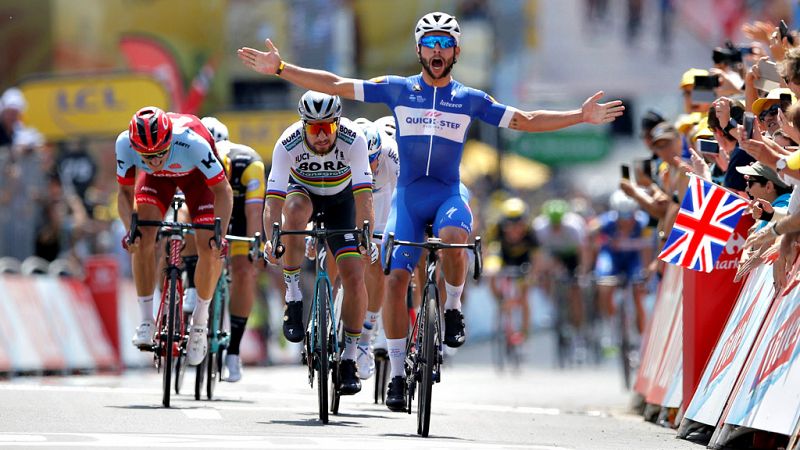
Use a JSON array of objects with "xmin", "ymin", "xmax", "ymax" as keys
[{"xmin": 2, "ymin": 0, "xmax": 800, "ymax": 359}]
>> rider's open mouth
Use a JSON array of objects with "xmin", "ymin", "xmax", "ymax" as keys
[{"xmin": 431, "ymin": 57, "xmax": 444, "ymax": 70}]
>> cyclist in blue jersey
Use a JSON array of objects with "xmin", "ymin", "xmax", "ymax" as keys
[
  {"xmin": 591, "ymin": 191, "xmax": 651, "ymax": 336},
  {"xmin": 238, "ymin": 11, "xmax": 624, "ymax": 412}
]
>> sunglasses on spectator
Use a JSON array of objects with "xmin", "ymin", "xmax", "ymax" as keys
[
  {"xmin": 304, "ymin": 121, "xmax": 338, "ymax": 136},
  {"xmin": 418, "ymin": 35, "xmax": 457, "ymax": 49},
  {"xmin": 746, "ymin": 176, "xmax": 767, "ymax": 187},
  {"xmin": 759, "ymin": 104, "xmax": 781, "ymax": 121},
  {"xmin": 140, "ymin": 148, "xmax": 170, "ymax": 160}
]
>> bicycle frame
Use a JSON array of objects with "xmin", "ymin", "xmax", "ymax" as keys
[
  {"xmin": 382, "ymin": 231, "xmax": 482, "ymax": 437},
  {"xmin": 129, "ymin": 200, "xmax": 221, "ymax": 408},
  {"xmin": 271, "ymin": 219, "xmax": 370, "ymax": 423}
]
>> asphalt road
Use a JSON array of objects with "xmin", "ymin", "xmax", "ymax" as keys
[{"xmin": 0, "ymin": 334, "xmax": 700, "ymax": 450}]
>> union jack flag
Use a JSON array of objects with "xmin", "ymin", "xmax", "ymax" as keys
[{"xmin": 658, "ymin": 175, "xmax": 748, "ymax": 272}]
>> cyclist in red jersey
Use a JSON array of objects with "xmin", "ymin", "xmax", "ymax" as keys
[{"xmin": 116, "ymin": 106, "xmax": 233, "ymax": 366}]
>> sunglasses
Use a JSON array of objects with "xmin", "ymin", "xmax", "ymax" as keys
[
  {"xmin": 418, "ymin": 35, "xmax": 457, "ymax": 49},
  {"xmin": 140, "ymin": 148, "xmax": 169, "ymax": 161},
  {"xmin": 304, "ymin": 121, "xmax": 338, "ymax": 136},
  {"xmin": 759, "ymin": 104, "xmax": 781, "ymax": 121},
  {"xmin": 746, "ymin": 176, "xmax": 767, "ymax": 187},
  {"xmin": 368, "ymin": 152, "xmax": 380, "ymax": 163}
]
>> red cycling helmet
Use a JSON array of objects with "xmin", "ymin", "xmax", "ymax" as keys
[{"xmin": 128, "ymin": 106, "xmax": 173, "ymax": 153}]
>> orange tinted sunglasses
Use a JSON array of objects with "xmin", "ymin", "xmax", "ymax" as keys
[{"xmin": 304, "ymin": 121, "xmax": 338, "ymax": 136}]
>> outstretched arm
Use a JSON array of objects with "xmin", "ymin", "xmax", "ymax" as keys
[
  {"xmin": 508, "ymin": 91, "xmax": 625, "ymax": 132},
  {"xmin": 237, "ymin": 39, "xmax": 359, "ymax": 99}
]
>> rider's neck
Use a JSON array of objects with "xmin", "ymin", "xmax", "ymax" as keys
[{"xmin": 420, "ymin": 72, "xmax": 452, "ymax": 88}]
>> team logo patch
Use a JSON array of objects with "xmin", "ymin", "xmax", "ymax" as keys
[{"xmin": 370, "ymin": 76, "xmax": 387, "ymax": 84}]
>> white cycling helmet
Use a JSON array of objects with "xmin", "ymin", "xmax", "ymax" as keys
[
  {"xmin": 374, "ymin": 116, "xmax": 397, "ymax": 139},
  {"xmin": 609, "ymin": 190, "xmax": 639, "ymax": 215},
  {"xmin": 201, "ymin": 116, "xmax": 229, "ymax": 142},
  {"xmin": 354, "ymin": 119, "xmax": 382, "ymax": 162},
  {"xmin": 414, "ymin": 12, "xmax": 461, "ymax": 46},
  {"xmin": 298, "ymin": 90, "xmax": 342, "ymax": 122}
]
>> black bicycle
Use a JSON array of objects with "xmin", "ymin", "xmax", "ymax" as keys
[
  {"xmin": 270, "ymin": 217, "xmax": 370, "ymax": 424},
  {"xmin": 383, "ymin": 228, "xmax": 482, "ymax": 437},
  {"xmin": 129, "ymin": 196, "xmax": 222, "ymax": 408}
]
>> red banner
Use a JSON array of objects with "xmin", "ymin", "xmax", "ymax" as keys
[{"xmin": 681, "ymin": 215, "xmax": 754, "ymax": 406}]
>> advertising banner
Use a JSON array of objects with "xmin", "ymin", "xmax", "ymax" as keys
[
  {"xmin": 635, "ymin": 264, "xmax": 683, "ymax": 397},
  {"xmin": 722, "ymin": 267, "xmax": 800, "ymax": 436},
  {"xmin": 684, "ymin": 263, "xmax": 775, "ymax": 426},
  {"xmin": 20, "ymin": 73, "xmax": 169, "ymax": 141}
]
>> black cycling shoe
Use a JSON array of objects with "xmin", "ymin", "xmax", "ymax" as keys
[
  {"xmin": 386, "ymin": 376, "xmax": 407, "ymax": 412},
  {"xmin": 282, "ymin": 301, "xmax": 304, "ymax": 343},
  {"xmin": 444, "ymin": 309, "xmax": 466, "ymax": 348},
  {"xmin": 339, "ymin": 359, "xmax": 362, "ymax": 395}
]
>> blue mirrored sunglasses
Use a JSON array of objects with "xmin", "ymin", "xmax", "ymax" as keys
[
  {"xmin": 368, "ymin": 152, "xmax": 380, "ymax": 163},
  {"xmin": 418, "ymin": 35, "xmax": 457, "ymax": 49}
]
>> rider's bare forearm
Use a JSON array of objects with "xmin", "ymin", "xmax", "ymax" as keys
[
  {"xmin": 264, "ymin": 197, "xmax": 285, "ymax": 240},
  {"xmin": 117, "ymin": 186, "xmax": 135, "ymax": 230},
  {"xmin": 279, "ymin": 64, "xmax": 357, "ymax": 100},
  {"xmin": 354, "ymin": 191, "xmax": 375, "ymax": 231},
  {"xmin": 211, "ymin": 181, "xmax": 234, "ymax": 233}
]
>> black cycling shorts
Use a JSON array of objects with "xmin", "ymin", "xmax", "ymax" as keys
[{"xmin": 287, "ymin": 182, "xmax": 361, "ymax": 262}]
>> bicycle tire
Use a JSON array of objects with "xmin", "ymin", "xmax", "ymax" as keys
[
  {"xmin": 162, "ymin": 269, "xmax": 178, "ymax": 408},
  {"xmin": 328, "ymin": 316, "xmax": 344, "ymax": 415},
  {"xmin": 317, "ymin": 286, "xmax": 329, "ymax": 424},
  {"xmin": 194, "ymin": 349, "xmax": 206, "ymax": 401},
  {"xmin": 417, "ymin": 291, "xmax": 436, "ymax": 437},
  {"xmin": 373, "ymin": 349, "xmax": 388, "ymax": 404},
  {"xmin": 619, "ymin": 299, "xmax": 632, "ymax": 389},
  {"xmin": 175, "ymin": 312, "xmax": 190, "ymax": 395},
  {"xmin": 207, "ymin": 345, "xmax": 218, "ymax": 399}
]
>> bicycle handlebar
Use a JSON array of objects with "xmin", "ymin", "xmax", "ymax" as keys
[
  {"xmin": 128, "ymin": 213, "xmax": 222, "ymax": 247},
  {"xmin": 382, "ymin": 232, "xmax": 483, "ymax": 280},
  {"xmin": 270, "ymin": 220, "xmax": 371, "ymax": 261}
]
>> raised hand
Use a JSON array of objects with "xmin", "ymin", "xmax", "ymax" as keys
[
  {"xmin": 237, "ymin": 39, "xmax": 283, "ymax": 75},
  {"xmin": 582, "ymin": 91, "xmax": 625, "ymax": 125}
]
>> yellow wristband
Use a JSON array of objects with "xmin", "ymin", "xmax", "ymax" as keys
[{"xmin": 275, "ymin": 60, "xmax": 286, "ymax": 76}]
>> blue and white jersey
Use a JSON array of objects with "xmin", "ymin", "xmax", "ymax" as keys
[{"xmin": 354, "ymin": 75, "xmax": 516, "ymax": 187}]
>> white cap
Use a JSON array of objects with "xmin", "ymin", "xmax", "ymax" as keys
[{"xmin": 1, "ymin": 88, "xmax": 27, "ymax": 112}]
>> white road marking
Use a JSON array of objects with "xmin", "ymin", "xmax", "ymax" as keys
[
  {"xmin": 0, "ymin": 432, "xmax": 570, "ymax": 449},
  {"xmin": 182, "ymin": 408, "xmax": 222, "ymax": 420}
]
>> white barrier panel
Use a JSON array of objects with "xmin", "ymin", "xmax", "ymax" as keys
[
  {"xmin": 34, "ymin": 278, "xmax": 97, "ymax": 370},
  {"xmin": 0, "ymin": 276, "xmax": 65, "ymax": 371},
  {"xmin": 716, "ymin": 270, "xmax": 800, "ymax": 439},
  {"xmin": 0, "ymin": 278, "xmax": 45, "ymax": 372},
  {"xmin": 62, "ymin": 279, "xmax": 117, "ymax": 369},
  {"xmin": 683, "ymin": 263, "xmax": 775, "ymax": 427},
  {"xmin": 647, "ymin": 299, "xmax": 683, "ymax": 408},
  {"xmin": 0, "ymin": 275, "xmax": 119, "ymax": 373},
  {"xmin": 635, "ymin": 264, "xmax": 683, "ymax": 399},
  {"xmin": 118, "ymin": 280, "xmax": 153, "ymax": 368}
]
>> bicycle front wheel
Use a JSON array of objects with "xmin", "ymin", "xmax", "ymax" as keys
[
  {"xmin": 417, "ymin": 292, "xmax": 437, "ymax": 437},
  {"xmin": 162, "ymin": 270, "xmax": 179, "ymax": 408},
  {"xmin": 316, "ymin": 285, "xmax": 329, "ymax": 424}
]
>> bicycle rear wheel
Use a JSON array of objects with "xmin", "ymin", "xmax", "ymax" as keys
[
  {"xmin": 194, "ymin": 349, "xmax": 206, "ymax": 400},
  {"xmin": 417, "ymin": 291, "xmax": 436, "ymax": 437},
  {"xmin": 175, "ymin": 312, "xmax": 190, "ymax": 395},
  {"xmin": 619, "ymin": 294, "xmax": 632, "ymax": 389},
  {"xmin": 162, "ymin": 270, "xmax": 178, "ymax": 408},
  {"xmin": 316, "ymin": 287, "xmax": 329, "ymax": 424}
]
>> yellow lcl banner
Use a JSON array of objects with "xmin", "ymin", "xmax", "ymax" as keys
[
  {"xmin": 216, "ymin": 111, "xmax": 298, "ymax": 164},
  {"xmin": 19, "ymin": 73, "xmax": 170, "ymax": 141}
]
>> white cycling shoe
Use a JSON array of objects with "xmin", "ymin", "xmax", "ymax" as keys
[
  {"xmin": 132, "ymin": 319, "xmax": 155, "ymax": 348},
  {"xmin": 187, "ymin": 326, "xmax": 208, "ymax": 365},
  {"xmin": 356, "ymin": 344, "xmax": 375, "ymax": 380},
  {"xmin": 224, "ymin": 354, "xmax": 243, "ymax": 382}
]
